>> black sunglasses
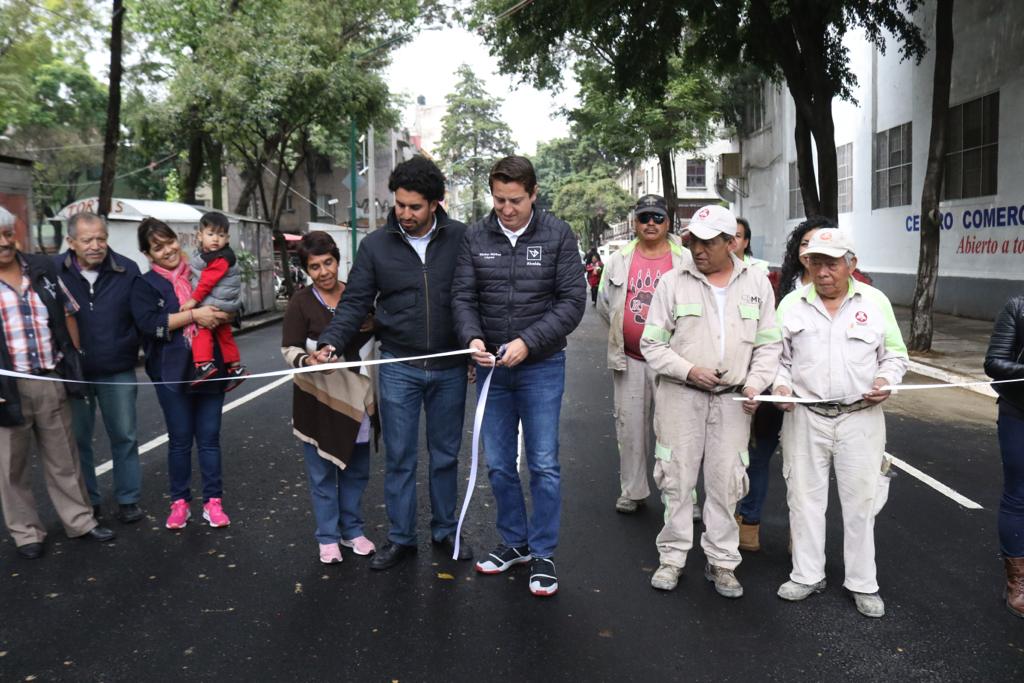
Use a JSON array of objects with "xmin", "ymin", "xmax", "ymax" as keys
[{"xmin": 637, "ymin": 213, "xmax": 666, "ymax": 225}]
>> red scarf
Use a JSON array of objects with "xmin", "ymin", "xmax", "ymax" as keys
[{"xmin": 150, "ymin": 258, "xmax": 198, "ymax": 345}]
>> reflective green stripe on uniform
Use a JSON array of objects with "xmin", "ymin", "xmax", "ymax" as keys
[
  {"xmin": 674, "ymin": 303, "xmax": 702, "ymax": 318},
  {"xmin": 655, "ymin": 442, "xmax": 672, "ymax": 461},
  {"xmin": 642, "ymin": 324, "xmax": 672, "ymax": 343},
  {"xmin": 739, "ymin": 304, "xmax": 760, "ymax": 320},
  {"xmin": 754, "ymin": 326, "xmax": 782, "ymax": 346}
]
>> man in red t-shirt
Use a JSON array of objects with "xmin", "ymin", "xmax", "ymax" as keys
[{"xmin": 597, "ymin": 195, "xmax": 690, "ymax": 513}]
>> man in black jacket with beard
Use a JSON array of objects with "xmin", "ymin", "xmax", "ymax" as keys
[
  {"xmin": 451, "ymin": 155, "xmax": 586, "ymax": 597},
  {"xmin": 317, "ymin": 156, "xmax": 471, "ymax": 570}
]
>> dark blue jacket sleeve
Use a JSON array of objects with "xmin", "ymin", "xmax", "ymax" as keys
[
  {"xmin": 317, "ymin": 242, "xmax": 378, "ymax": 351},
  {"xmin": 131, "ymin": 277, "xmax": 172, "ymax": 342},
  {"xmin": 518, "ymin": 226, "xmax": 586, "ymax": 353},
  {"xmin": 450, "ymin": 230, "xmax": 484, "ymax": 347}
]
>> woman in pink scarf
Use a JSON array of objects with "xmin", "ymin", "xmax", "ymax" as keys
[{"xmin": 130, "ymin": 218, "xmax": 234, "ymax": 531}]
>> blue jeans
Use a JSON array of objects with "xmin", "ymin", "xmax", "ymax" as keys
[
  {"xmin": 303, "ymin": 442, "xmax": 370, "ymax": 544},
  {"xmin": 154, "ymin": 385, "xmax": 225, "ymax": 503},
  {"xmin": 377, "ymin": 358, "xmax": 467, "ymax": 546},
  {"xmin": 736, "ymin": 429, "xmax": 781, "ymax": 524},
  {"xmin": 477, "ymin": 352, "xmax": 565, "ymax": 559},
  {"xmin": 998, "ymin": 405, "xmax": 1024, "ymax": 557},
  {"xmin": 70, "ymin": 370, "xmax": 141, "ymax": 505}
]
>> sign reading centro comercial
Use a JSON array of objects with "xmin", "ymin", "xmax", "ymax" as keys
[{"xmin": 905, "ymin": 202, "xmax": 1024, "ymax": 256}]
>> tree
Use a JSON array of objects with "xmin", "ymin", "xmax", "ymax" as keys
[
  {"xmin": 909, "ymin": 0, "xmax": 954, "ymax": 352},
  {"xmin": 552, "ymin": 176, "xmax": 634, "ymax": 250},
  {"xmin": 568, "ymin": 57, "xmax": 720, "ymax": 223},
  {"xmin": 434, "ymin": 64, "xmax": 515, "ymax": 222},
  {"xmin": 97, "ymin": 0, "xmax": 125, "ymax": 217},
  {"xmin": 532, "ymin": 133, "xmax": 621, "ymax": 211},
  {"xmin": 471, "ymin": 0, "xmax": 927, "ymax": 221}
]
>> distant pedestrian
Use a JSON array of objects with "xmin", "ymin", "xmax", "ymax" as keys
[
  {"xmin": 984, "ymin": 294, "xmax": 1024, "ymax": 618},
  {"xmin": 315, "ymin": 156, "xmax": 472, "ymax": 571},
  {"xmin": 732, "ymin": 217, "xmax": 769, "ymax": 271},
  {"xmin": 640, "ymin": 204, "xmax": 780, "ymax": 598},
  {"xmin": 597, "ymin": 194, "xmax": 689, "ymax": 514},
  {"xmin": 182, "ymin": 211, "xmax": 247, "ymax": 390},
  {"xmin": 55, "ymin": 211, "xmax": 145, "ymax": 524},
  {"xmin": 132, "ymin": 218, "xmax": 234, "ymax": 531},
  {"xmin": 772, "ymin": 228, "xmax": 907, "ymax": 618},
  {"xmin": 585, "ymin": 254, "xmax": 603, "ymax": 305},
  {"xmin": 283, "ymin": 231, "xmax": 377, "ymax": 564},
  {"xmin": 0, "ymin": 216, "xmax": 115, "ymax": 559},
  {"xmin": 452, "ymin": 155, "xmax": 586, "ymax": 597}
]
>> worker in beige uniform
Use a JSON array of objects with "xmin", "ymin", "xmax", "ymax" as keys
[
  {"xmin": 597, "ymin": 194, "xmax": 690, "ymax": 514},
  {"xmin": 772, "ymin": 228, "xmax": 908, "ymax": 618},
  {"xmin": 640, "ymin": 204, "xmax": 781, "ymax": 597}
]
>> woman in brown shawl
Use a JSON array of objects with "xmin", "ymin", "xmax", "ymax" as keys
[{"xmin": 281, "ymin": 231, "xmax": 376, "ymax": 564}]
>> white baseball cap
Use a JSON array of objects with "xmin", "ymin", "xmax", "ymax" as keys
[
  {"xmin": 687, "ymin": 204, "xmax": 736, "ymax": 241},
  {"xmin": 803, "ymin": 228, "xmax": 856, "ymax": 258}
]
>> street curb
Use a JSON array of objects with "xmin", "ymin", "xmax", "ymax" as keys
[
  {"xmin": 906, "ymin": 358, "xmax": 997, "ymax": 399},
  {"xmin": 235, "ymin": 311, "xmax": 285, "ymax": 336}
]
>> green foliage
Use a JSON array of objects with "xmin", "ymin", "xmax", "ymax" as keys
[
  {"xmin": 532, "ymin": 134, "xmax": 621, "ymax": 210},
  {"xmin": 552, "ymin": 175, "xmax": 634, "ymax": 250},
  {"xmin": 236, "ymin": 248, "xmax": 257, "ymax": 285},
  {"xmin": 434, "ymin": 64, "xmax": 516, "ymax": 222}
]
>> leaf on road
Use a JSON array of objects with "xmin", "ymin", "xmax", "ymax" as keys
[
  {"xmin": 597, "ymin": 630, "xmax": 613, "ymax": 638},
  {"xmin": 437, "ymin": 572, "xmax": 455, "ymax": 580},
  {"xmin": 294, "ymin": 582, "xmax": 303, "ymax": 594}
]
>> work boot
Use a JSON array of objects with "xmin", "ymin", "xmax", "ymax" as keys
[
  {"xmin": 704, "ymin": 563, "xmax": 743, "ymax": 598},
  {"xmin": 651, "ymin": 564, "xmax": 682, "ymax": 591},
  {"xmin": 1004, "ymin": 556, "xmax": 1024, "ymax": 618},
  {"xmin": 615, "ymin": 496, "xmax": 644, "ymax": 514},
  {"xmin": 738, "ymin": 521, "xmax": 760, "ymax": 552},
  {"xmin": 852, "ymin": 591, "xmax": 885, "ymax": 618},
  {"xmin": 777, "ymin": 579, "xmax": 826, "ymax": 601}
]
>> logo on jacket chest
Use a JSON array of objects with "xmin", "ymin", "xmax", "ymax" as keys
[
  {"xmin": 526, "ymin": 246, "xmax": 542, "ymax": 265},
  {"xmin": 855, "ymin": 310, "xmax": 869, "ymax": 324}
]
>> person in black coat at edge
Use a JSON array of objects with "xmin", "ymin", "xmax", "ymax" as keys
[
  {"xmin": 0, "ymin": 217, "xmax": 114, "ymax": 560},
  {"xmin": 451, "ymin": 155, "xmax": 586, "ymax": 597},
  {"xmin": 984, "ymin": 294, "xmax": 1024, "ymax": 618}
]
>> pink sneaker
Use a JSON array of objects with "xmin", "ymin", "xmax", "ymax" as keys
[
  {"xmin": 202, "ymin": 498, "xmax": 231, "ymax": 528},
  {"xmin": 319, "ymin": 543, "xmax": 343, "ymax": 564},
  {"xmin": 165, "ymin": 499, "xmax": 190, "ymax": 529},
  {"xmin": 340, "ymin": 535, "xmax": 376, "ymax": 556}
]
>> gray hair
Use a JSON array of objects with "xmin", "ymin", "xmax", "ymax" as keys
[
  {"xmin": 843, "ymin": 252, "xmax": 855, "ymax": 267},
  {"xmin": 68, "ymin": 211, "xmax": 107, "ymax": 238},
  {"xmin": 0, "ymin": 206, "xmax": 15, "ymax": 229}
]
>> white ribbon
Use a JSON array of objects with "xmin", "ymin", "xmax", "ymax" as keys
[
  {"xmin": 0, "ymin": 348, "xmax": 475, "ymax": 385},
  {"xmin": 734, "ymin": 376, "xmax": 1024, "ymax": 404},
  {"xmin": 453, "ymin": 361, "xmax": 496, "ymax": 560}
]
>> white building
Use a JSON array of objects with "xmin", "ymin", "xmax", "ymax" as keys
[{"xmin": 728, "ymin": 0, "xmax": 1023, "ymax": 319}]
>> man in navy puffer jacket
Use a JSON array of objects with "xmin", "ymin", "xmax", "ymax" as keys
[
  {"xmin": 55, "ymin": 211, "xmax": 144, "ymax": 524},
  {"xmin": 451, "ymin": 155, "xmax": 586, "ymax": 597}
]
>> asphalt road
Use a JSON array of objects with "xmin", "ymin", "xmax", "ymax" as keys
[{"xmin": 1, "ymin": 306, "xmax": 1022, "ymax": 681}]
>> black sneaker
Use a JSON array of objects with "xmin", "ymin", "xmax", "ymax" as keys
[
  {"xmin": 224, "ymin": 365, "xmax": 248, "ymax": 392},
  {"xmin": 475, "ymin": 544, "xmax": 532, "ymax": 574},
  {"xmin": 191, "ymin": 362, "xmax": 217, "ymax": 387},
  {"xmin": 529, "ymin": 557, "xmax": 558, "ymax": 597}
]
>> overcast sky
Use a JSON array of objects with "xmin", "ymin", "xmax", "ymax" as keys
[{"xmin": 385, "ymin": 25, "xmax": 578, "ymax": 156}]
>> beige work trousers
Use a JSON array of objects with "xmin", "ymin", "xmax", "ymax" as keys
[
  {"xmin": 612, "ymin": 355, "xmax": 657, "ymax": 501},
  {"xmin": 652, "ymin": 382, "xmax": 750, "ymax": 570},
  {"xmin": 781, "ymin": 404, "xmax": 886, "ymax": 593},
  {"xmin": 0, "ymin": 378, "xmax": 96, "ymax": 547}
]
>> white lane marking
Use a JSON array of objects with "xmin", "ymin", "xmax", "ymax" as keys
[
  {"xmin": 887, "ymin": 452, "xmax": 984, "ymax": 510},
  {"xmin": 95, "ymin": 376, "xmax": 292, "ymax": 476}
]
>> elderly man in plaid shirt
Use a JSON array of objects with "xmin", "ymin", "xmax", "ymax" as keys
[{"xmin": 0, "ymin": 216, "xmax": 114, "ymax": 560}]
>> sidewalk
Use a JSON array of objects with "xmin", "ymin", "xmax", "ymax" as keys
[
  {"xmin": 236, "ymin": 300, "xmax": 286, "ymax": 335},
  {"xmin": 892, "ymin": 305, "xmax": 997, "ymax": 397}
]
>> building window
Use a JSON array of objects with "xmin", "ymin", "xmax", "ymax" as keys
[
  {"xmin": 944, "ymin": 92, "xmax": 999, "ymax": 200},
  {"xmin": 788, "ymin": 162, "xmax": 804, "ymax": 220},
  {"xmin": 837, "ymin": 143, "xmax": 853, "ymax": 213},
  {"xmin": 872, "ymin": 122, "xmax": 912, "ymax": 209},
  {"xmin": 740, "ymin": 81, "xmax": 766, "ymax": 135},
  {"xmin": 283, "ymin": 192, "xmax": 294, "ymax": 212},
  {"xmin": 316, "ymin": 194, "xmax": 336, "ymax": 220},
  {"xmin": 686, "ymin": 159, "xmax": 706, "ymax": 188}
]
